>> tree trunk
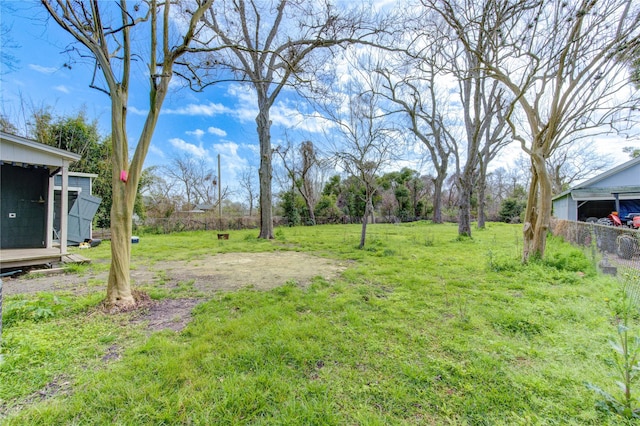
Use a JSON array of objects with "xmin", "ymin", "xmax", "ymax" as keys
[
  {"xmin": 107, "ymin": 183, "xmax": 134, "ymax": 307},
  {"xmin": 359, "ymin": 198, "xmax": 373, "ymax": 249},
  {"xmin": 432, "ymin": 175, "xmax": 445, "ymax": 223},
  {"xmin": 477, "ymin": 165, "xmax": 487, "ymax": 229},
  {"xmin": 458, "ymin": 173, "xmax": 473, "ymax": 237},
  {"xmin": 257, "ymin": 103, "xmax": 274, "ymax": 239},
  {"xmin": 306, "ymin": 201, "xmax": 316, "ymax": 225},
  {"xmin": 300, "ymin": 182, "xmax": 316, "ymax": 225},
  {"xmin": 522, "ymin": 153, "xmax": 552, "ymax": 262},
  {"xmin": 106, "ymin": 94, "xmax": 135, "ymax": 308}
]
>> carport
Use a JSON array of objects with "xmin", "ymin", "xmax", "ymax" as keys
[{"xmin": 552, "ymin": 156, "xmax": 640, "ymax": 223}]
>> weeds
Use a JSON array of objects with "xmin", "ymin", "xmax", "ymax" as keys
[
  {"xmin": 0, "ymin": 223, "xmax": 626, "ymax": 424},
  {"xmin": 3, "ymin": 294, "xmax": 67, "ymax": 326},
  {"xmin": 487, "ymin": 249, "xmax": 494, "ymax": 271},
  {"xmin": 63, "ymin": 263, "xmax": 88, "ymax": 275},
  {"xmin": 424, "ymin": 232, "xmax": 435, "ymax": 247},
  {"xmin": 587, "ymin": 283, "xmax": 640, "ymax": 420}
]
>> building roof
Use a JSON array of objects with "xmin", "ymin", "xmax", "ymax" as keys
[
  {"xmin": 195, "ymin": 203, "xmax": 217, "ymax": 210},
  {"xmin": 65, "ymin": 171, "xmax": 99, "ymax": 179},
  {"xmin": 0, "ymin": 131, "xmax": 81, "ymax": 167},
  {"xmin": 553, "ymin": 155, "xmax": 640, "ymax": 201}
]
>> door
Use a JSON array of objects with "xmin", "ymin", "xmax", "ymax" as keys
[
  {"xmin": 66, "ymin": 192, "xmax": 101, "ymax": 244},
  {"xmin": 0, "ymin": 165, "xmax": 48, "ymax": 249}
]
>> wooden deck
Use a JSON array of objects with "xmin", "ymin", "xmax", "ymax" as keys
[{"xmin": 0, "ymin": 248, "xmax": 66, "ymax": 269}]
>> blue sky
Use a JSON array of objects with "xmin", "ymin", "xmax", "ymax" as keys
[
  {"xmin": 1, "ymin": 2, "xmax": 333, "ymax": 197},
  {"xmin": 2, "ymin": 1, "xmax": 639, "ymax": 199}
]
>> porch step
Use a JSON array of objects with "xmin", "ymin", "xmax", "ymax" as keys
[
  {"xmin": 61, "ymin": 253, "xmax": 91, "ymax": 265},
  {"xmin": 28, "ymin": 267, "xmax": 66, "ymax": 276}
]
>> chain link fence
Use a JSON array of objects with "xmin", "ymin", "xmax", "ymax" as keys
[{"xmin": 550, "ymin": 218, "xmax": 640, "ymax": 300}]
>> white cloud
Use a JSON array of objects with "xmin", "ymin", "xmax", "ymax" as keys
[
  {"xmin": 271, "ymin": 102, "xmax": 333, "ymax": 133},
  {"xmin": 186, "ymin": 129, "xmax": 205, "ymax": 138},
  {"xmin": 213, "ymin": 141, "xmax": 249, "ymax": 189},
  {"xmin": 208, "ymin": 126, "xmax": 227, "ymax": 137},
  {"xmin": 149, "ymin": 145, "xmax": 166, "ymax": 158},
  {"xmin": 226, "ymin": 84, "xmax": 258, "ymax": 123},
  {"xmin": 169, "ymin": 138, "xmax": 208, "ymax": 158},
  {"xmin": 29, "ymin": 64, "xmax": 57, "ymax": 74},
  {"xmin": 243, "ymin": 143, "xmax": 260, "ymax": 155},
  {"xmin": 225, "ymin": 84, "xmax": 331, "ymax": 133},
  {"xmin": 129, "ymin": 106, "xmax": 148, "ymax": 116},
  {"xmin": 54, "ymin": 85, "xmax": 69, "ymax": 94},
  {"xmin": 216, "ymin": 141, "xmax": 240, "ymax": 156},
  {"xmin": 164, "ymin": 102, "xmax": 228, "ymax": 116}
]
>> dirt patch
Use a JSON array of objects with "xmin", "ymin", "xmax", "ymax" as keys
[
  {"xmin": 0, "ymin": 376, "xmax": 72, "ymax": 418},
  {"xmin": 3, "ymin": 251, "xmax": 346, "ymax": 296},
  {"xmin": 161, "ymin": 251, "xmax": 346, "ymax": 292},
  {"xmin": 3, "ymin": 251, "xmax": 348, "ymax": 332},
  {"xmin": 132, "ymin": 298, "xmax": 202, "ymax": 333}
]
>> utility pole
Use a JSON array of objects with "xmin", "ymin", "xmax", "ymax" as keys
[{"xmin": 218, "ymin": 154, "xmax": 222, "ymax": 230}]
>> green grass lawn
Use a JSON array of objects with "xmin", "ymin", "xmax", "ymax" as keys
[{"xmin": 1, "ymin": 222, "xmax": 637, "ymax": 424}]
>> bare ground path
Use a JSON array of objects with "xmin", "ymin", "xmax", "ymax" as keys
[{"xmin": 3, "ymin": 251, "xmax": 348, "ymax": 332}]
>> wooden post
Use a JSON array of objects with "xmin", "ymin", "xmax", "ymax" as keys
[
  {"xmin": 218, "ymin": 154, "xmax": 222, "ymax": 230},
  {"xmin": 60, "ymin": 164, "xmax": 69, "ymax": 254},
  {"xmin": 46, "ymin": 174, "xmax": 55, "ymax": 248}
]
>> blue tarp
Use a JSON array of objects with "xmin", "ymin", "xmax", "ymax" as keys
[{"xmin": 619, "ymin": 200, "xmax": 640, "ymax": 219}]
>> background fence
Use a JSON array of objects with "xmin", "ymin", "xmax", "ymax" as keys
[{"xmin": 550, "ymin": 218, "xmax": 640, "ymax": 300}]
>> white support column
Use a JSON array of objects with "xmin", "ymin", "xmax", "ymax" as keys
[
  {"xmin": 60, "ymin": 164, "xmax": 69, "ymax": 254},
  {"xmin": 45, "ymin": 173, "xmax": 55, "ymax": 248}
]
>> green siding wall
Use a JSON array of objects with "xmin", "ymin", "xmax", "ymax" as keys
[{"xmin": 1, "ymin": 165, "xmax": 48, "ymax": 248}]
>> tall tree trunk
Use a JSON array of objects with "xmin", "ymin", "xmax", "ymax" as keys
[
  {"xmin": 256, "ymin": 101, "xmax": 273, "ymax": 239},
  {"xmin": 432, "ymin": 175, "xmax": 445, "ymax": 223},
  {"xmin": 477, "ymin": 165, "xmax": 487, "ymax": 229},
  {"xmin": 360, "ymin": 197, "xmax": 373, "ymax": 249},
  {"xmin": 305, "ymin": 200, "xmax": 316, "ymax": 225},
  {"xmin": 107, "ymin": 182, "xmax": 134, "ymax": 306},
  {"xmin": 106, "ymin": 94, "xmax": 135, "ymax": 308},
  {"xmin": 458, "ymin": 172, "xmax": 473, "ymax": 237},
  {"xmin": 522, "ymin": 153, "xmax": 552, "ymax": 262},
  {"xmin": 105, "ymin": 80, "xmax": 165, "ymax": 309}
]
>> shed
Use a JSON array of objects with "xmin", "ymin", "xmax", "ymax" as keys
[
  {"xmin": 53, "ymin": 172, "xmax": 101, "ymax": 245},
  {"xmin": 552, "ymin": 155, "xmax": 640, "ymax": 222},
  {"xmin": 1, "ymin": 131, "xmax": 80, "ymax": 268}
]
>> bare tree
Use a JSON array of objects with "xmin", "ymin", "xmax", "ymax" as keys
[
  {"xmin": 140, "ymin": 166, "xmax": 180, "ymax": 219},
  {"xmin": 329, "ymin": 88, "xmax": 396, "ymax": 248},
  {"xmin": 435, "ymin": 0, "xmax": 640, "ymax": 260},
  {"xmin": 298, "ymin": 141, "xmax": 321, "ymax": 224},
  {"xmin": 163, "ymin": 154, "xmax": 217, "ymax": 209},
  {"xmin": 190, "ymin": 0, "xmax": 380, "ymax": 239},
  {"xmin": 42, "ymin": 0, "xmax": 214, "ymax": 309},
  {"xmin": 0, "ymin": 3, "xmax": 19, "ymax": 77},
  {"xmin": 547, "ymin": 142, "xmax": 612, "ymax": 195},
  {"xmin": 394, "ymin": 6, "xmax": 510, "ymax": 235},
  {"xmin": 375, "ymin": 61, "xmax": 455, "ymax": 224},
  {"xmin": 239, "ymin": 166, "xmax": 258, "ymax": 217},
  {"xmin": 476, "ymin": 113, "xmax": 510, "ymax": 228},
  {"xmin": 438, "ymin": 17, "xmax": 510, "ymax": 235},
  {"xmin": 275, "ymin": 139, "xmax": 322, "ymax": 224}
]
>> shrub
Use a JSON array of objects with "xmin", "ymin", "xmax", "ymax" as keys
[{"xmin": 499, "ymin": 198, "xmax": 526, "ymax": 223}]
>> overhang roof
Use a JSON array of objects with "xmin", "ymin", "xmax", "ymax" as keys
[
  {"xmin": 553, "ymin": 155, "xmax": 640, "ymax": 201},
  {"xmin": 569, "ymin": 186, "xmax": 640, "ymax": 200},
  {"xmin": 0, "ymin": 131, "xmax": 81, "ymax": 167}
]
